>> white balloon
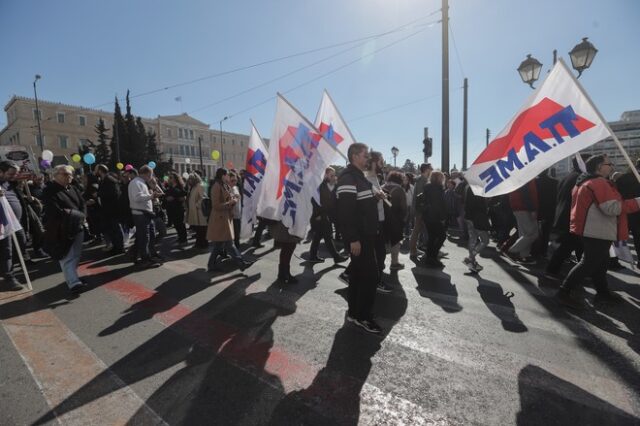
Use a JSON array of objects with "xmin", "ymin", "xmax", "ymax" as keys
[
  {"xmin": 42, "ymin": 150, "xmax": 54, "ymax": 161},
  {"xmin": 182, "ymin": 172, "xmax": 189, "ymax": 180},
  {"xmin": 185, "ymin": 158, "xmax": 191, "ymax": 164}
]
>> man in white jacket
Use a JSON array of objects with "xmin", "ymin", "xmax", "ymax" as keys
[{"xmin": 128, "ymin": 166, "xmax": 161, "ymax": 268}]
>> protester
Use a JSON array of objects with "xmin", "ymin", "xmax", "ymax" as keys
[
  {"xmin": 95, "ymin": 165, "xmax": 124, "ymax": 254},
  {"xmin": 308, "ymin": 167, "xmax": 347, "ymax": 264},
  {"xmin": 186, "ymin": 173, "xmax": 209, "ymax": 249},
  {"xmin": 165, "ymin": 172, "xmax": 188, "ymax": 245},
  {"xmin": 545, "ymin": 156, "xmax": 587, "ymax": 279},
  {"xmin": 129, "ymin": 165, "xmax": 163, "ymax": 268},
  {"xmin": 365, "ymin": 151, "xmax": 392, "ymax": 294},
  {"xmin": 206, "ymin": 168, "xmax": 251, "ymax": 272},
  {"xmin": 383, "ymin": 171, "xmax": 407, "ymax": 270},
  {"xmin": 42, "ymin": 165, "xmax": 88, "ymax": 294},
  {"xmin": 336, "ymin": 143, "xmax": 384, "ymax": 334},
  {"xmin": 228, "ymin": 171, "xmax": 242, "ymax": 249},
  {"xmin": 532, "ymin": 169, "xmax": 558, "ymax": 258},
  {"xmin": 421, "ymin": 171, "xmax": 447, "ymax": 268},
  {"xmin": 402, "ymin": 173, "xmax": 415, "ymax": 237},
  {"xmin": 409, "ymin": 163, "xmax": 432, "ymax": 260},
  {"xmin": 463, "ymin": 183, "xmax": 490, "ymax": 273},
  {"xmin": 506, "ymin": 179, "xmax": 539, "ymax": 264},
  {"xmin": 0, "ymin": 161, "xmax": 29, "ymax": 291},
  {"xmin": 556, "ymin": 154, "xmax": 640, "ymax": 309},
  {"xmin": 614, "ymin": 158, "xmax": 640, "ymax": 268}
]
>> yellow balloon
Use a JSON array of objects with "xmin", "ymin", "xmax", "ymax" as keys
[
  {"xmin": 116, "ymin": 162, "xmax": 124, "ymax": 170},
  {"xmin": 211, "ymin": 150, "xmax": 220, "ymax": 160},
  {"xmin": 71, "ymin": 154, "xmax": 81, "ymax": 163}
]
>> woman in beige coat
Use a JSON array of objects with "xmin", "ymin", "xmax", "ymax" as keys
[
  {"xmin": 206, "ymin": 168, "xmax": 251, "ymax": 272},
  {"xmin": 186, "ymin": 173, "xmax": 209, "ymax": 248}
]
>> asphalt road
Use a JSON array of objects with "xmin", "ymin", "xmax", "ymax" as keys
[{"xmin": 1, "ymin": 229, "xmax": 639, "ymax": 425}]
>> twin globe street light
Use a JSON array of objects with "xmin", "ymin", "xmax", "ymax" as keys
[{"xmin": 517, "ymin": 37, "xmax": 598, "ymax": 88}]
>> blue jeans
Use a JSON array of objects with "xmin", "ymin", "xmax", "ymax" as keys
[
  {"xmin": 208, "ymin": 240, "xmax": 243, "ymax": 269},
  {"xmin": 58, "ymin": 232, "xmax": 84, "ymax": 288},
  {"xmin": 132, "ymin": 213, "xmax": 153, "ymax": 260}
]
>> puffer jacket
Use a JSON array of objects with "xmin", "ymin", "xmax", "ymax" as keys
[
  {"xmin": 570, "ymin": 173, "xmax": 640, "ymax": 241},
  {"xmin": 336, "ymin": 164, "xmax": 379, "ymax": 244}
]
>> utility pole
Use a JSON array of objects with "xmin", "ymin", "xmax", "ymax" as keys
[
  {"xmin": 33, "ymin": 75, "xmax": 44, "ymax": 155},
  {"xmin": 441, "ymin": 0, "xmax": 450, "ymax": 173},
  {"xmin": 462, "ymin": 77, "xmax": 468, "ymax": 170}
]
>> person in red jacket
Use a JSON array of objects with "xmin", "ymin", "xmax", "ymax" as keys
[{"xmin": 556, "ymin": 154, "xmax": 640, "ymax": 309}]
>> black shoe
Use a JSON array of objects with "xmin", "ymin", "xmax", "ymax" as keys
[
  {"xmin": 608, "ymin": 260, "xmax": 624, "ymax": 271},
  {"xmin": 409, "ymin": 253, "xmax": 420, "ymax": 262},
  {"xmin": 139, "ymin": 259, "xmax": 161, "ymax": 269},
  {"xmin": 253, "ymin": 242, "xmax": 265, "ymax": 248},
  {"xmin": 333, "ymin": 255, "xmax": 349, "ymax": 264},
  {"xmin": 238, "ymin": 260, "xmax": 253, "ymax": 271},
  {"xmin": 594, "ymin": 291, "xmax": 624, "ymax": 305},
  {"xmin": 2, "ymin": 278, "xmax": 24, "ymax": 292},
  {"xmin": 31, "ymin": 249, "xmax": 48, "ymax": 259},
  {"xmin": 308, "ymin": 256, "xmax": 325, "ymax": 264},
  {"xmin": 355, "ymin": 319, "xmax": 382, "ymax": 334},
  {"xmin": 376, "ymin": 283, "xmax": 393, "ymax": 294},
  {"xmin": 556, "ymin": 290, "xmax": 585, "ymax": 310},
  {"xmin": 338, "ymin": 272, "xmax": 350, "ymax": 285},
  {"xmin": 109, "ymin": 248, "xmax": 125, "ymax": 256},
  {"xmin": 69, "ymin": 282, "xmax": 88, "ymax": 294}
]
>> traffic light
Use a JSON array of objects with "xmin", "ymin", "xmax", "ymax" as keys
[{"xmin": 423, "ymin": 137, "xmax": 432, "ymax": 158}]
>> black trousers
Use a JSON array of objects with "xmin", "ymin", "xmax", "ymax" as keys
[
  {"xmin": 374, "ymin": 222, "xmax": 386, "ymax": 283},
  {"xmin": 253, "ymin": 218, "xmax": 268, "ymax": 244},
  {"xmin": 546, "ymin": 232, "xmax": 583, "ymax": 274},
  {"xmin": 233, "ymin": 218, "xmax": 241, "ymax": 249},
  {"xmin": 424, "ymin": 220, "xmax": 446, "ymax": 259},
  {"xmin": 309, "ymin": 218, "xmax": 339, "ymax": 259},
  {"xmin": 348, "ymin": 237, "xmax": 378, "ymax": 321},
  {"xmin": 561, "ymin": 236, "xmax": 610, "ymax": 293},
  {"xmin": 167, "ymin": 207, "xmax": 187, "ymax": 242}
]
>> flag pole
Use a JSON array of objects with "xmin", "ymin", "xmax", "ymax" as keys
[
  {"xmin": 12, "ymin": 232, "xmax": 32, "ymax": 291},
  {"xmin": 558, "ymin": 58, "xmax": 640, "ymax": 184}
]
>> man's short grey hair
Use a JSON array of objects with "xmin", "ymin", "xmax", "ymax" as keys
[{"xmin": 53, "ymin": 165, "xmax": 74, "ymax": 176}]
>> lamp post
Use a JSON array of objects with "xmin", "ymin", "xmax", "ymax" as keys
[
  {"xmin": 517, "ymin": 38, "xmax": 597, "ymax": 88},
  {"xmin": 219, "ymin": 116, "xmax": 228, "ymax": 166},
  {"xmin": 198, "ymin": 135, "xmax": 204, "ymax": 173},
  {"xmin": 391, "ymin": 146, "xmax": 399, "ymax": 168},
  {"xmin": 33, "ymin": 74, "xmax": 44, "ymax": 154}
]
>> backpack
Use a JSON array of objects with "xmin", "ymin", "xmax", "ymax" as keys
[{"xmin": 415, "ymin": 190, "xmax": 428, "ymax": 214}]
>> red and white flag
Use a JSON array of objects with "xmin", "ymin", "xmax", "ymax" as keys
[
  {"xmin": 314, "ymin": 90, "xmax": 354, "ymax": 162},
  {"xmin": 0, "ymin": 196, "xmax": 22, "ymax": 241},
  {"xmin": 256, "ymin": 94, "xmax": 337, "ymax": 238},
  {"xmin": 240, "ymin": 121, "xmax": 269, "ymax": 239},
  {"xmin": 466, "ymin": 58, "xmax": 611, "ymax": 197}
]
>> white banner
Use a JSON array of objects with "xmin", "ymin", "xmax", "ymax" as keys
[
  {"xmin": 0, "ymin": 196, "xmax": 23, "ymax": 241},
  {"xmin": 314, "ymin": 90, "xmax": 354, "ymax": 162},
  {"xmin": 466, "ymin": 59, "xmax": 612, "ymax": 197},
  {"xmin": 240, "ymin": 122, "xmax": 269, "ymax": 239},
  {"xmin": 256, "ymin": 94, "xmax": 337, "ymax": 238}
]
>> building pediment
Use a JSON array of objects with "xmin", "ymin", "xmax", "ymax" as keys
[{"xmin": 158, "ymin": 113, "xmax": 209, "ymax": 128}]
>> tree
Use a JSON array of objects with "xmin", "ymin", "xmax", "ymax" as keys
[
  {"xmin": 401, "ymin": 159, "xmax": 417, "ymax": 174},
  {"xmin": 110, "ymin": 96, "xmax": 126, "ymax": 169},
  {"xmin": 94, "ymin": 118, "xmax": 111, "ymax": 166}
]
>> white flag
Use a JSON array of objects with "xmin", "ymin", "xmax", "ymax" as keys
[
  {"xmin": 466, "ymin": 58, "xmax": 612, "ymax": 197},
  {"xmin": 240, "ymin": 121, "xmax": 269, "ymax": 239},
  {"xmin": 0, "ymin": 196, "xmax": 22, "ymax": 241},
  {"xmin": 314, "ymin": 90, "xmax": 354, "ymax": 162},
  {"xmin": 256, "ymin": 94, "xmax": 337, "ymax": 238}
]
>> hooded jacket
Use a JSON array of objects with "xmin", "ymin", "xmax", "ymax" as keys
[
  {"xmin": 336, "ymin": 164, "xmax": 379, "ymax": 244},
  {"xmin": 570, "ymin": 173, "xmax": 640, "ymax": 241}
]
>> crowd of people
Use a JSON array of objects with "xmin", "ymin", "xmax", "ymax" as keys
[{"xmin": 1, "ymin": 145, "xmax": 639, "ymax": 333}]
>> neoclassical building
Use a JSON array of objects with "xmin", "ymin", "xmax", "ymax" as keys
[{"xmin": 0, "ymin": 95, "xmax": 252, "ymax": 178}]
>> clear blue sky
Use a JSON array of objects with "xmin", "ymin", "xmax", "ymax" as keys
[{"xmin": 1, "ymin": 0, "xmax": 638, "ymax": 169}]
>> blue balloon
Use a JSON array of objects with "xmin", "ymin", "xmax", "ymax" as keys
[
  {"xmin": 148, "ymin": 161, "xmax": 157, "ymax": 169},
  {"xmin": 83, "ymin": 153, "xmax": 96, "ymax": 165}
]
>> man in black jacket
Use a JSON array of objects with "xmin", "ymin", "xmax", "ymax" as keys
[
  {"xmin": 336, "ymin": 143, "xmax": 383, "ymax": 334},
  {"xmin": 308, "ymin": 167, "xmax": 348, "ymax": 264},
  {"xmin": 544, "ymin": 156, "xmax": 588, "ymax": 278},
  {"xmin": 43, "ymin": 165, "xmax": 88, "ymax": 294},
  {"xmin": 95, "ymin": 164, "xmax": 124, "ymax": 254}
]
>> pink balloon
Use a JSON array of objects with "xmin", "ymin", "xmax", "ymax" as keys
[{"xmin": 125, "ymin": 164, "xmax": 133, "ymax": 171}]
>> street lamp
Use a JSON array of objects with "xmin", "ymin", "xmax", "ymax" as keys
[
  {"xmin": 518, "ymin": 38, "xmax": 598, "ymax": 88},
  {"xmin": 219, "ymin": 116, "xmax": 229, "ymax": 166},
  {"xmin": 198, "ymin": 135, "xmax": 204, "ymax": 174},
  {"xmin": 33, "ymin": 74, "xmax": 44, "ymax": 154},
  {"xmin": 517, "ymin": 54, "xmax": 543, "ymax": 89},
  {"xmin": 569, "ymin": 37, "xmax": 598, "ymax": 78},
  {"xmin": 391, "ymin": 146, "xmax": 399, "ymax": 168}
]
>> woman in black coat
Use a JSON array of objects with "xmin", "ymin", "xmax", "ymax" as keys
[
  {"xmin": 383, "ymin": 171, "xmax": 407, "ymax": 270},
  {"xmin": 421, "ymin": 171, "xmax": 447, "ymax": 267},
  {"xmin": 165, "ymin": 172, "xmax": 188, "ymax": 245}
]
